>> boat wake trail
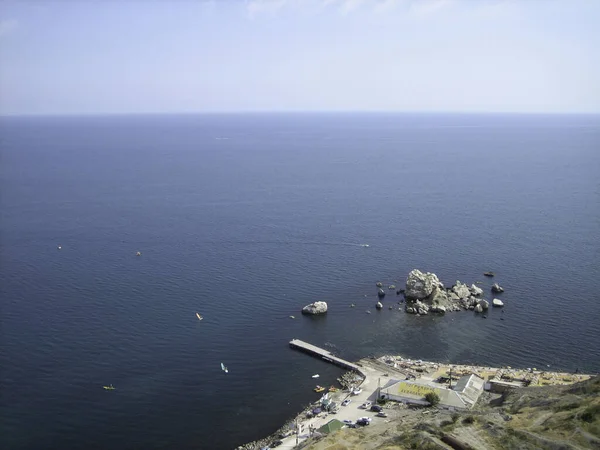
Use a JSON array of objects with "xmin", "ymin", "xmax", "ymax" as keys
[{"xmin": 222, "ymin": 240, "xmax": 370, "ymax": 248}]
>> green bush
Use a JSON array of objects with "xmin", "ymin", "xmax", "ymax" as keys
[
  {"xmin": 425, "ymin": 392, "xmax": 440, "ymax": 406},
  {"xmin": 581, "ymin": 405, "xmax": 599, "ymax": 423}
]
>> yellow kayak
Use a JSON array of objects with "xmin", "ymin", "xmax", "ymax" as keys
[
  {"xmin": 314, "ymin": 386, "xmax": 325, "ymax": 393},
  {"xmin": 103, "ymin": 385, "xmax": 115, "ymax": 390}
]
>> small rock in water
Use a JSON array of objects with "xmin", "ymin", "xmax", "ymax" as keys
[
  {"xmin": 491, "ymin": 283, "xmax": 504, "ymax": 293},
  {"xmin": 350, "ymin": 303, "xmax": 355, "ymax": 308},
  {"xmin": 366, "ymin": 310, "xmax": 371, "ymax": 314},
  {"xmin": 492, "ymin": 298, "xmax": 504, "ymax": 307}
]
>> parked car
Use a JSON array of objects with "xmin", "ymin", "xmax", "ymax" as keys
[
  {"xmin": 376, "ymin": 412, "xmax": 388, "ymax": 418},
  {"xmin": 342, "ymin": 399, "xmax": 352, "ymax": 406},
  {"xmin": 361, "ymin": 401, "xmax": 372, "ymax": 409},
  {"xmin": 356, "ymin": 419, "xmax": 371, "ymax": 426},
  {"xmin": 351, "ymin": 388, "xmax": 363, "ymax": 395},
  {"xmin": 359, "ymin": 416, "xmax": 372, "ymax": 422},
  {"xmin": 343, "ymin": 419, "xmax": 354, "ymax": 425},
  {"xmin": 270, "ymin": 440, "xmax": 283, "ymax": 448},
  {"xmin": 370, "ymin": 405, "xmax": 383, "ymax": 412}
]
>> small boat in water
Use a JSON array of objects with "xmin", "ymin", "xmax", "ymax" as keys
[
  {"xmin": 196, "ymin": 313, "xmax": 203, "ymax": 321},
  {"xmin": 221, "ymin": 363, "xmax": 229, "ymax": 373},
  {"xmin": 312, "ymin": 374, "xmax": 320, "ymax": 378},
  {"xmin": 483, "ymin": 272, "xmax": 495, "ymax": 277},
  {"xmin": 103, "ymin": 384, "xmax": 115, "ymax": 390},
  {"xmin": 314, "ymin": 385, "xmax": 325, "ymax": 393}
]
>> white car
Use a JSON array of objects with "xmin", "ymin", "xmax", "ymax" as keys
[
  {"xmin": 359, "ymin": 416, "xmax": 372, "ymax": 423},
  {"xmin": 351, "ymin": 388, "xmax": 362, "ymax": 395},
  {"xmin": 342, "ymin": 399, "xmax": 352, "ymax": 406},
  {"xmin": 361, "ymin": 401, "xmax": 372, "ymax": 409}
]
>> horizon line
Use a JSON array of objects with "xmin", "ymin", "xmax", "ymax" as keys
[{"xmin": 2, "ymin": 110, "xmax": 600, "ymax": 119}]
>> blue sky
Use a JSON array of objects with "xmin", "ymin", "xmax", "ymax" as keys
[{"xmin": 0, "ymin": 0, "xmax": 599, "ymax": 115}]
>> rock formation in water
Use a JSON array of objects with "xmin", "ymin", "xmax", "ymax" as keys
[
  {"xmin": 302, "ymin": 301, "xmax": 328, "ymax": 315},
  {"xmin": 491, "ymin": 283, "xmax": 504, "ymax": 293}
]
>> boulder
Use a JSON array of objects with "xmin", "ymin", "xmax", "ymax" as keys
[
  {"xmin": 470, "ymin": 284, "xmax": 484, "ymax": 296},
  {"xmin": 430, "ymin": 305, "xmax": 446, "ymax": 314},
  {"xmin": 448, "ymin": 292, "xmax": 460, "ymax": 302},
  {"xmin": 406, "ymin": 306, "xmax": 415, "ymax": 314},
  {"xmin": 452, "ymin": 281, "xmax": 471, "ymax": 299},
  {"xmin": 376, "ymin": 301, "xmax": 383, "ymax": 310},
  {"xmin": 378, "ymin": 288, "xmax": 386, "ymax": 298},
  {"xmin": 492, "ymin": 298, "xmax": 504, "ymax": 307},
  {"xmin": 376, "ymin": 282, "xmax": 383, "ymax": 287},
  {"xmin": 429, "ymin": 287, "xmax": 449, "ymax": 306},
  {"xmin": 405, "ymin": 269, "xmax": 443, "ymax": 300},
  {"xmin": 478, "ymin": 299, "xmax": 490, "ymax": 310},
  {"xmin": 474, "ymin": 304, "xmax": 483, "ymax": 313},
  {"xmin": 302, "ymin": 301, "xmax": 328, "ymax": 315},
  {"xmin": 491, "ymin": 283, "xmax": 504, "ymax": 293}
]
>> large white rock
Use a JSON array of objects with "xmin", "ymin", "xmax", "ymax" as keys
[
  {"xmin": 474, "ymin": 304, "xmax": 483, "ymax": 313},
  {"xmin": 376, "ymin": 301, "xmax": 383, "ymax": 310},
  {"xmin": 405, "ymin": 269, "xmax": 443, "ymax": 300},
  {"xmin": 492, "ymin": 298, "xmax": 504, "ymax": 307},
  {"xmin": 470, "ymin": 284, "xmax": 484, "ymax": 296},
  {"xmin": 452, "ymin": 281, "xmax": 471, "ymax": 299},
  {"xmin": 302, "ymin": 301, "xmax": 328, "ymax": 315}
]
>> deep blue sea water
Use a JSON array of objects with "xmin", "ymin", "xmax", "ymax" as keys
[{"xmin": 1, "ymin": 113, "xmax": 599, "ymax": 449}]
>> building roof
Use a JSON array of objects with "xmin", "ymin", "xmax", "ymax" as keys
[
  {"xmin": 381, "ymin": 375, "xmax": 484, "ymax": 409},
  {"xmin": 318, "ymin": 419, "xmax": 344, "ymax": 434},
  {"xmin": 452, "ymin": 374, "xmax": 485, "ymax": 407}
]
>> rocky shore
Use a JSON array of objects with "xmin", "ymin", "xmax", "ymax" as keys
[{"xmin": 401, "ymin": 269, "xmax": 505, "ymax": 315}]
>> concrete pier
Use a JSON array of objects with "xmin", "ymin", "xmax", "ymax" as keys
[{"xmin": 289, "ymin": 339, "xmax": 360, "ymax": 372}]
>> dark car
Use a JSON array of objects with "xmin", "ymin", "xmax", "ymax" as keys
[
  {"xmin": 370, "ymin": 405, "xmax": 383, "ymax": 412},
  {"xmin": 356, "ymin": 419, "xmax": 370, "ymax": 426},
  {"xmin": 270, "ymin": 440, "xmax": 283, "ymax": 448}
]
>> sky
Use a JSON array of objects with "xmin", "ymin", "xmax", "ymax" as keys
[{"xmin": 0, "ymin": 0, "xmax": 599, "ymax": 115}]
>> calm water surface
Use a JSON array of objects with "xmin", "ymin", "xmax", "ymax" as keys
[{"xmin": 1, "ymin": 113, "xmax": 599, "ymax": 449}]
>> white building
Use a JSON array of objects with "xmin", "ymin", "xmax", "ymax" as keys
[{"xmin": 380, "ymin": 374, "xmax": 485, "ymax": 410}]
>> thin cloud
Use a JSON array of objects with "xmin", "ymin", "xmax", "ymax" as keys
[
  {"xmin": 0, "ymin": 19, "xmax": 19, "ymax": 37},
  {"xmin": 244, "ymin": 0, "xmax": 457, "ymax": 17},
  {"xmin": 410, "ymin": 0, "xmax": 454, "ymax": 17}
]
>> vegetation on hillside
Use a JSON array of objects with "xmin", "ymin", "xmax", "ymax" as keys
[{"xmin": 303, "ymin": 376, "xmax": 600, "ymax": 450}]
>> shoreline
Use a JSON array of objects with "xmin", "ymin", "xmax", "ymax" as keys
[{"xmin": 237, "ymin": 352, "xmax": 595, "ymax": 450}]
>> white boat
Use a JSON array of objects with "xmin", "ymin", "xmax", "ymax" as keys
[
  {"xmin": 312, "ymin": 374, "xmax": 320, "ymax": 378},
  {"xmin": 196, "ymin": 313, "xmax": 203, "ymax": 321},
  {"xmin": 221, "ymin": 363, "xmax": 229, "ymax": 373}
]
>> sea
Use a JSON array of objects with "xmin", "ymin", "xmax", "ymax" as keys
[{"xmin": 1, "ymin": 113, "xmax": 599, "ymax": 450}]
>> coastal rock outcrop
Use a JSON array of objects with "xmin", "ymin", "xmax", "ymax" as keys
[
  {"xmin": 492, "ymin": 298, "xmax": 504, "ymax": 307},
  {"xmin": 491, "ymin": 283, "xmax": 504, "ymax": 293},
  {"xmin": 452, "ymin": 281, "xmax": 471, "ymax": 299},
  {"xmin": 302, "ymin": 301, "xmax": 328, "ymax": 315},
  {"xmin": 470, "ymin": 284, "xmax": 484, "ymax": 296},
  {"xmin": 405, "ymin": 270, "xmax": 443, "ymax": 300}
]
